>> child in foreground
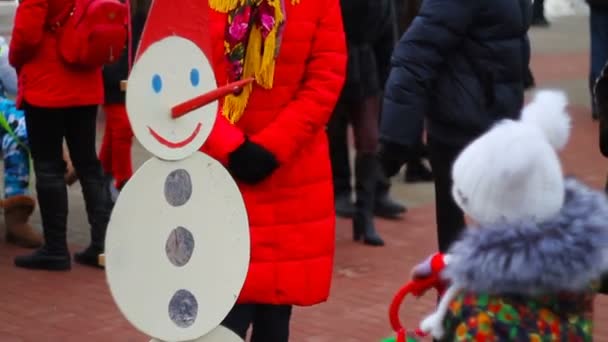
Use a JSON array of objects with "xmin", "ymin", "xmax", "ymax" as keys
[{"xmin": 412, "ymin": 90, "xmax": 608, "ymax": 341}]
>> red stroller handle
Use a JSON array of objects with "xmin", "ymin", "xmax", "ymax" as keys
[
  {"xmin": 388, "ymin": 253, "xmax": 448, "ymax": 341},
  {"xmin": 389, "ymin": 275, "xmax": 441, "ymax": 340}
]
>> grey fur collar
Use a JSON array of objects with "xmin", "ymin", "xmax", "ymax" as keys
[{"xmin": 443, "ymin": 178, "xmax": 608, "ymax": 295}]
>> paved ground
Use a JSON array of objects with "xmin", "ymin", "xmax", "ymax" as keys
[
  {"xmin": 0, "ymin": 1, "xmax": 17, "ymax": 38},
  {"xmin": 1, "ymin": 14, "xmax": 607, "ymax": 342}
]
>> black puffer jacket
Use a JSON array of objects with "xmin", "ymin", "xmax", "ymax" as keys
[
  {"xmin": 587, "ymin": 0, "xmax": 608, "ymax": 8},
  {"xmin": 102, "ymin": 10, "xmax": 147, "ymax": 104},
  {"xmin": 380, "ymin": 0, "xmax": 531, "ymax": 146},
  {"xmin": 595, "ymin": 61, "xmax": 608, "ymax": 157},
  {"xmin": 339, "ymin": 0, "xmax": 394, "ymax": 100}
]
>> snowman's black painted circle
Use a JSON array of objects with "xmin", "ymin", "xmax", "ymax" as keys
[
  {"xmin": 165, "ymin": 226, "xmax": 195, "ymax": 267},
  {"xmin": 164, "ymin": 169, "xmax": 192, "ymax": 207},
  {"xmin": 168, "ymin": 289, "xmax": 198, "ymax": 328}
]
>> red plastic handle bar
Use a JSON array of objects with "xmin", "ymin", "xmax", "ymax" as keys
[
  {"xmin": 171, "ymin": 77, "xmax": 254, "ymax": 119},
  {"xmin": 389, "ymin": 275, "xmax": 442, "ymax": 340},
  {"xmin": 389, "ymin": 253, "xmax": 449, "ymax": 341}
]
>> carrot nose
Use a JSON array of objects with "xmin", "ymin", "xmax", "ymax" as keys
[{"xmin": 171, "ymin": 77, "xmax": 255, "ymax": 119}]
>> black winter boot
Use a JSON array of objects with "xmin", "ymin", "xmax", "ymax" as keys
[
  {"xmin": 404, "ymin": 159, "xmax": 433, "ymax": 183},
  {"xmin": 333, "ymin": 164, "xmax": 354, "ymax": 218},
  {"xmin": 327, "ymin": 109, "xmax": 354, "ymax": 218},
  {"xmin": 73, "ymin": 165, "xmax": 113, "ymax": 268},
  {"xmin": 14, "ymin": 162, "xmax": 71, "ymax": 271},
  {"xmin": 403, "ymin": 143, "xmax": 433, "ymax": 183},
  {"xmin": 353, "ymin": 154, "xmax": 384, "ymax": 246},
  {"xmin": 374, "ymin": 174, "xmax": 406, "ymax": 219},
  {"xmin": 335, "ymin": 192, "xmax": 355, "ymax": 218}
]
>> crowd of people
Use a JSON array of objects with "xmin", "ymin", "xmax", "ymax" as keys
[{"xmin": 3, "ymin": 0, "xmax": 608, "ymax": 340}]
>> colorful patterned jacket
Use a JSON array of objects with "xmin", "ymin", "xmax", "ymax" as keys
[{"xmin": 439, "ymin": 178, "xmax": 608, "ymax": 341}]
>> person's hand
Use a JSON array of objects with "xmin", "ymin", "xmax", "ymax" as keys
[
  {"xmin": 410, "ymin": 253, "xmax": 448, "ymax": 279},
  {"xmin": 378, "ymin": 141, "xmax": 409, "ymax": 178},
  {"xmin": 228, "ymin": 138, "xmax": 278, "ymax": 184}
]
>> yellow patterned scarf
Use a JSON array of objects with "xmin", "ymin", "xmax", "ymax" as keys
[{"xmin": 209, "ymin": 0, "xmax": 300, "ymax": 123}]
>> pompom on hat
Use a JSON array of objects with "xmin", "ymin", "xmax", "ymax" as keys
[{"xmin": 451, "ymin": 90, "xmax": 571, "ymax": 225}]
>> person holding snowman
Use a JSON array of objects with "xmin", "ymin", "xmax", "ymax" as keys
[{"xmin": 192, "ymin": 0, "xmax": 347, "ymax": 340}]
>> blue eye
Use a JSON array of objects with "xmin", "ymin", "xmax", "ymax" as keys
[
  {"xmin": 152, "ymin": 74, "xmax": 162, "ymax": 93},
  {"xmin": 190, "ymin": 68, "xmax": 200, "ymax": 87}
]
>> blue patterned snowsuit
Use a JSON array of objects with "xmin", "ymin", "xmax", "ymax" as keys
[
  {"xmin": 0, "ymin": 98, "xmax": 30, "ymax": 198},
  {"xmin": 0, "ymin": 37, "xmax": 30, "ymax": 198}
]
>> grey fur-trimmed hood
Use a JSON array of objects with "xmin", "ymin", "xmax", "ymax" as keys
[{"xmin": 443, "ymin": 178, "xmax": 608, "ymax": 295}]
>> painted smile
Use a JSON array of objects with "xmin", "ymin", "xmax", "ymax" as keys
[{"xmin": 148, "ymin": 123, "xmax": 203, "ymax": 149}]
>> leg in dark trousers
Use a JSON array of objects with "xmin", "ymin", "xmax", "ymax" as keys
[
  {"xmin": 64, "ymin": 106, "xmax": 113, "ymax": 266},
  {"xmin": 222, "ymin": 303, "xmax": 293, "ymax": 342},
  {"xmin": 351, "ymin": 95, "xmax": 384, "ymax": 246},
  {"xmin": 427, "ymin": 137, "xmax": 466, "ymax": 252},
  {"xmin": 590, "ymin": 6, "xmax": 608, "ymax": 119},
  {"xmin": 222, "ymin": 303, "xmax": 254, "ymax": 339},
  {"xmin": 373, "ymin": 92, "xmax": 407, "ymax": 219},
  {"xmin": 327, "ymin": 100, "xmax": 354, "ymax": 218},
  {"xmin": 15, "ymin": 103, "xmax": 71, "ymax": 270},
  {"xmin": 14, "ymin": 104, "xmax": 111, "ymax": 271},
  {"xmin": 251, "ymin": 304, "xmax": 292, "ymax": 342},
  {"xmin": 375, "ymin": 171, "xmax": 407, "ymax": 219},
  {"xmin": 404, "ymin": 135, "xmax": 433, "ymax": 184}
]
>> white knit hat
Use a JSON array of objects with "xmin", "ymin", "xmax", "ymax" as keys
[{"xmin": 451, "ymin": 90, "xmax": 571, "ymax": 225}]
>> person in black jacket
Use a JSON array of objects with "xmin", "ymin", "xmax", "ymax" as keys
[
  {"xmin": 378, "ymin": 0, "xmax": 532, "ymax": 252},
  {"xmin": 391, "ymin": 0, "xmax": 433, "ymax": 184},
  {"xmin": 98, "ymin": 0, "xmax": 150, "ymax": 193},
  {"xmin": 588, "ymin": 0, "xmax": 608, "ymax": 119},
  {"xmin": 593, "ymin": 60, "xmax": 608, "ymax": 296}
]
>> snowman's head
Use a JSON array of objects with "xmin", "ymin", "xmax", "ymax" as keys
[{"xmin": 126, "ymin": 36, "xmax": 217, "ymax": 160}]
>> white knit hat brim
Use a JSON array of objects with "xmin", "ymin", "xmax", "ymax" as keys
[{"xmin": 451, "ymin": 90, "xmax": 570, "ymax": 225}]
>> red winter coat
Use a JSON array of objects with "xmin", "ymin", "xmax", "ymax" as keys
[
  {"xmin": 9, "ymin": 0, "xmax": 103, "ymax": 108},
  {"xmin": 200, "ymin": 0, "xmax": 346, "ymax": 306}
]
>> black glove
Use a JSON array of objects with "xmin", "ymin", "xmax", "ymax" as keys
[
  {"xmin": 228, "ymin": 139, "xmax": 278, "ymax": 184},
  {"xmin": 377, "ymin": 140, "xmax": 409, "ymax": 178},
  {"xmin": 599, "ymin": 272, "xmax": 608, "ymax": 295}
]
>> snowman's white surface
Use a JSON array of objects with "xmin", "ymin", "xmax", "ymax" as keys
[
  {"xmin": 126, "ymin": 36, "xmax": 218, "ymax": 161},
  {"xmin": 105, "ymin": 36, "xmax": 250, "ymax": 342},
  {"xmin": 150, "ymin": 324, "xmax": 244, "ymax": 342}
]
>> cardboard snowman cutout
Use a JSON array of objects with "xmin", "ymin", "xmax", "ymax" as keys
[{"xmin": 104, "ymin": 1, "xmax": 249, "ymax": 341}]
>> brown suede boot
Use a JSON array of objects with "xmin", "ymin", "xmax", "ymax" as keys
[{"xmin": 4, "ymin": 195, "xmax": 43, "ymax": 248}]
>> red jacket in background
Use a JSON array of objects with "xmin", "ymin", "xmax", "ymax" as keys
[
  {"xmin": 9, "ymin": 0, "xmax": 103, "ymax": 108},
  {"xmin": 199, "ymin": 0, "xmax": 347, "ymax": 306}
]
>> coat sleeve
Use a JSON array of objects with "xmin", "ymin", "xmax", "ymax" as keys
[
  {"xmin": 248, "ymin": 0, "xmax": 347, "ymax": 164},
  {"xmin": 8, "ymin": 0, "xmax": 48, "ymax": 70},
  {"xmin": 379, "ymin": 0, "xmax": 477, "ymax": 147}
]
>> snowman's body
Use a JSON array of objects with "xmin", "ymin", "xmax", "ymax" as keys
[{"xmin": 104, "ymin": 36, "xmax": 249, "ymax": 342}]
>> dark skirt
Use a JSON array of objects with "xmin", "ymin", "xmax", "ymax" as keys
[{"xmin": 341, "ymin": 43, "xmax": 383, "ymax": 101}]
